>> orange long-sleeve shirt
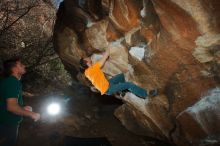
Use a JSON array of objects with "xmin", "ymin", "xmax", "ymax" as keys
[{"xmin": 84, "ymin": 62, "xmax": 109, "ymax": 95}]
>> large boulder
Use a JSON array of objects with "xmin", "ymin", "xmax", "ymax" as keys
[{"xmin": 53, "ymin": 0, "xmax": 220, "ymax": 145}]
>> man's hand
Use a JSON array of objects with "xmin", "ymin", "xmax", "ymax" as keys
[
  {"xmin": 24, "ymin": 106, "xmax": 33, "ymax": 112},
  {"xmin": 30, "ymin": 112, "xmax": 40, "ymax": 122},
  {"xmin": 7, "ymin": 98, "xmax": 40, "ymax": 122},
  {"xmin": 24, "ymin": 106, "xmax": 41, "ymax": 122}
]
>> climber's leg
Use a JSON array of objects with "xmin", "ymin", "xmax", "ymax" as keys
[
  {"xmin": 106, "ymin": 82, "xmax": 148, "ymax": 99},
  {"xmin": 108, "ymin": 74, "xmax": 126, "ymax": 85}
]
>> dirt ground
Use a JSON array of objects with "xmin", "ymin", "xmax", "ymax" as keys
[{"xmin": 17, "ymin": 84, "xmax": 170, "ymax": 146}]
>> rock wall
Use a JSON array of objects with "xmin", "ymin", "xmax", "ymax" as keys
[{"xmin": 53, "ymin": 0, "xmax": 220, "ymax": 145}]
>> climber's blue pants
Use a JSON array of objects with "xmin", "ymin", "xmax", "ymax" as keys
[{"xmin": 105, "ymin": 74, "xmax": 148, "ymax": 98}]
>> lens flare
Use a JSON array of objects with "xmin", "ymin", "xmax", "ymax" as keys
[{"xmin": 47, "ymin": 103, "xmax": 60, "ymax": 115}]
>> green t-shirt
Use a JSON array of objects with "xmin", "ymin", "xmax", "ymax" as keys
[{"xmin": 0, "ymin": 76, "xmax": 23, "ymax": 126}]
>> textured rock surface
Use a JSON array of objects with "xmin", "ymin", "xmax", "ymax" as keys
[
  {"xmin": 175, "ymin": 88, "xmax": 220, "ymax": 146},
  {"xmin": 0, "ymin": 0, "xmax": 71, "ymax": 91},
  {"xmin": 53, "ymin": 0, "xmax": 220, "ymax": 145}
]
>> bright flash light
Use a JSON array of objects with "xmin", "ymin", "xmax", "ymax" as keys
[{"xmin": 47, "ymin": 103, "xmax": 60, "ymax": 116}]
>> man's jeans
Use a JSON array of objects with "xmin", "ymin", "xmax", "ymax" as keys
[
  {"xmin": 105, "ymin": 74, "xmax": 148, "ymax": 98},
  {"xmin": 0, "ymin": 123, "xmax": 18, "ymax": 146}
]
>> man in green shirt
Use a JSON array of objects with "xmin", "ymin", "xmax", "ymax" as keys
[{"xmin": 0, "ymin": 57, "xmax": 40, "ymax": 146}]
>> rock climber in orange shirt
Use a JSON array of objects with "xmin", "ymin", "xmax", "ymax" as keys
[{"xmin": 79, "ymin": 47, "xmax": 158, "ymax": 99}]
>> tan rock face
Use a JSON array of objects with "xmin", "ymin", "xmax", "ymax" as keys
[
  {"xmin": 85, "ymin": 20, "xmax": 108, "ymax": 50},
  {"xmin": 109, "ymin": 0, "xmax": 141, "ymax": 32},
  {"xmin": 175, "ymin": 88, "xmax": 220, "ymax": 146},
  {"xmin": 53, "ymin": 0, "xmax": 220, "ymax": 145}
]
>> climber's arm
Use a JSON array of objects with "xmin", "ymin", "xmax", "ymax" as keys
[{"xmin": 99, "ymin": 47, "xmax": 110, "ymax": 68}]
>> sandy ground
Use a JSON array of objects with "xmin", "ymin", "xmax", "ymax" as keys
[{"xmin": 17, "ymin": 84, "xmax": 170, "ymax": 146}]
